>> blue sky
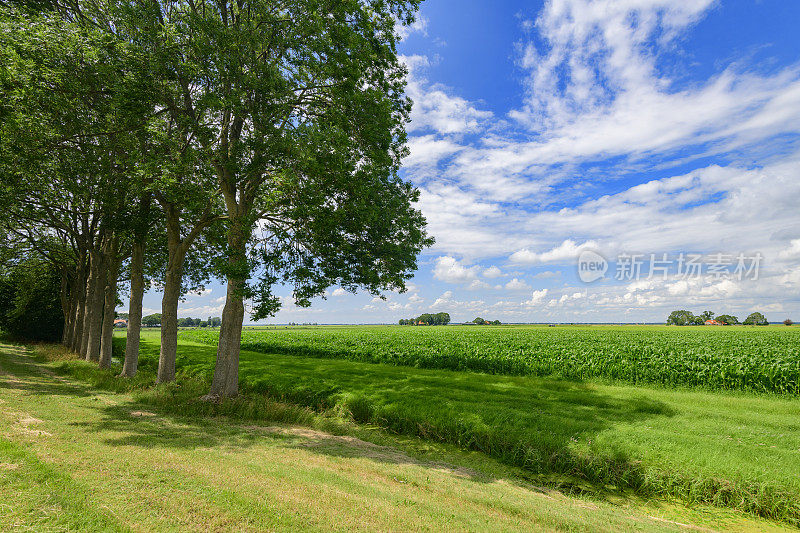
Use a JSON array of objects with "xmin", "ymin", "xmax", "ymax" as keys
[{"xmin": 134, "ymin": 0, "xmax": 800, "ymax": 324}]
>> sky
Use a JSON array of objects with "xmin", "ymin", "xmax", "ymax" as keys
[{"xmin": 135, "ymin": 0, "xmax": 800, "ymax": 324}]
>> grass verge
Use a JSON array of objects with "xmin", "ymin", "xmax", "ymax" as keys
[
  {"xmin": 7, "ymin": 339, "xmax": 786, "ymax": 531},
  {"xmin": 36, "ymin": 332, "xmax": 800, "ymax": 526}
]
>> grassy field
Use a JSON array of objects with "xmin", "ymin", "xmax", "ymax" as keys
[
  {"xmin": 185, "ymin": 324, "xmax": 800, "ymax": 393},
  {"xmin": 27, "ymin": 326, "xmax": 798, "ymax": 526},
  {"xmin": 3, "ymin": 340, "xmax": 790, "ymax": 532}
]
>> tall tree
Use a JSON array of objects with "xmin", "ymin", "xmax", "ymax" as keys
[
  {"xmin": 118, "ymin": 0, "xmax": 432, "ymax": 398},
  {"xmin": 121, "ymin": 193, "xmax": 154, "ymax": 377},
  {"xmin": 0, "ymin": 7, "xmax": 152, "ymax": 364}
]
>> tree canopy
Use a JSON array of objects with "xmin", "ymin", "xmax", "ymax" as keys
[
  {"xmin": 743, "ymin": 312, "xmax": 769, "ymax": 326},
  {"xmin": 400, "ymin": 312, "xmax": 450, "ymax": 326},
  {"xmin": 0, "ymin": 0, "xmax": 431, "ymax": 398}
]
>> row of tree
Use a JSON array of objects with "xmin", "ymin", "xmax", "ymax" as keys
[
  {"xmin": 138, "ymin": 314, "xmax": 222, "ymax": 328},
  {"xmin": 0, "ymin": 0, "xmax": 430, "ymax": 399},
  {"xmin": 399, "ymin": 312, "xmax": 451, "ymax": 325},
  {"xmin": 471, "ymin": 317, "xmax": 502, "ymax": 325},
  {"xmin": 666, "ymin": 310, "xmax": 770, "ymax": 326}
]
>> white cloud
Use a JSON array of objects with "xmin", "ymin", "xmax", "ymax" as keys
[
  {"xmin": 331, "ymin": 288, "xmax": 347, "ymax": 297},
  {"xmin": 468, "ymin": 279, "xmax": 491, "ymax": 291},
  {"xmin": 396, "ymin": 14, "xmax": 428, "ymax": 41},
  {"xmin": 177, "ymin": 304, "xmax": 224, "ymax": 317},
  {"xmin": 431, "ymin": 290, "xmax": 453, "ymax": 308},
  {"xmin": 430, "ymin": 290, "xmax": 486, "ymax": 314},
  {"xmin": 505, "ymin": 278, "xmax": 531, "ymax": 291},
  {"xmin": 401, "ymin": 55, "xmax": 493, "ymax": 135},
  {"xmin": 532, "ymin": 270, "xmax": 561, "ymax": 279},
  {"xmin": 405, "ymin": 135, "xmax": 463, "ymax": 170},
  {"xmin": 433, "ymin": 256, "xmax": 480, "ymax": 283},
  {"xmin": 778, "ymin": 239, "xmax": 800, "ymax": 260},
  {"xmin": 483, "ymin": 266, "xmax": 503, "ymax": 278},
  {"xmin": 508, "ymin": 0, "xmax": 800, "ymax": 164},
  {"xmin": 525, "ymin": 289, "xmax": 549, "ymax": 306},
  {"xmin": 510, "ymin": 240, "xmax": 599, "ymax": 265}
]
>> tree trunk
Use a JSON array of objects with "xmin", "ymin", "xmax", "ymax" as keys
[
  {"xmin": 122, "ymin": 240, "xmax": 145, "ymax": 377},
  {"xmin": 60, "ymin": 272, "xmax": 71, "ymax": 346},
  {"xmin": 85, "ymin": 255, "xmax": 106, "ymax": 363},
  {"xmin": 70, "ymin": 264, "xmax": 87, "ymax": 353},
  {"xmin": 205, "ymin": 214, "xmax": 249, "ymax": 400},
  {"xmin": 157, "ymin": 231, "xmax": 186, "ymax": 383},
  {"xmin": 154, "ymin": 196, "xmax": 215, "ymax": 383},
  {"xmin": 79, "ymin": 274, "xmax": 92, "ymax": 358},
  {"xmin": 99, "ymin": 258, "xmax": 119, "ymax": 368},
  {"xmin": 206, "ymin": 276, "xmax": 245, "ymax": 399}
]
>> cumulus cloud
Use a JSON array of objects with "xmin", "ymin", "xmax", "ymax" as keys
[
  {"xmin": 505, "ymin": 278, "xmax": 531, "ymax": 291},
  {"xmin": 468, "ymin": 279, "xmax": 491, "ymax": 291},
  {"xmin": 778, "ymin": 239, "xmax": 800, "ymax": 260},
  {"xmin": 510, "ymin": 240, "xmax": 599, "ymax": 265},
  {"xmin": 483, "ymin": 266, "xmax": 503, "ymax": 278},
  {"xmin": 408, "ymin": 293, "xmax": 424, "ymax": 304},
  {"xmin": 432, "ymin": 256, "xmax": 480, "ymax": 283},
  {"xmin": 431, "ymin": 290, "xmax": 454, "ymax": 308},
  {"xmin": 525, "ymin": 289, "xmax": 549, "ymax": 306}
]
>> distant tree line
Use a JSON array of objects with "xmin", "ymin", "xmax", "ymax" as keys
[
  {"xmin": 399, "ymin": 312, "xmax": 451, "ymax": 325},
  {"xmin": 471, "ymin": 317, "xmax": 501, "ymax": 325},
  {"xmin": 139, "ymin": 314, "xmax": 221, "ymax": 328},
  {"xmin": 666, "ymin": 310, "xmax": 770, "ymax": 326}
]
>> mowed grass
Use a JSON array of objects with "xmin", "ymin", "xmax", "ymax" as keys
[
  {"xmin": 3, "ymin": 341, "xmax": 785, "ymax": 532},
  {"xmin": 185, "ymin": 324, "xmax": 800, "ymax": 394},
  {"xmin": 51, "ymin": 327, "xmax": 800, "ymax": 525}
]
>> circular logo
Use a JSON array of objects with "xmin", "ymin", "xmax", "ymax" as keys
[{"xmin": 577, "ymin": 250, "xmax": 607, "ymax": 283}]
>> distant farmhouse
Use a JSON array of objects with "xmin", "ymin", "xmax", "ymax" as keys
[{"xmin": 114, "ymin": 318, "xmax": 128, "ymax": 328}]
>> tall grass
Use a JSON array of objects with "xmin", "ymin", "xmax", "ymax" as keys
[{"xmin": 184, "ymin": 325, "xmax": 800, "ymax": 394}]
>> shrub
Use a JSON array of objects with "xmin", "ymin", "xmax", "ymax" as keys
[{"xmin": 0, "ymin": 259, "xmax": 64, "ymax": 341}]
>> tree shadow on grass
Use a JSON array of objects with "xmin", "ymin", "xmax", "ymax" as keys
[
  {"xmin": 69, "ymin": 403, "xmax": 273, "ymax": 450},
  {"xmin": 0, "ymin": 346, "xmax": 94, "ymax": 399},
  {"xmin": 2, "ymin": 339, "xmax": 679, "ymax": 499},
  {"xmin": 133, "ymin": 341, "xmax": 680, "ymax": 495}
]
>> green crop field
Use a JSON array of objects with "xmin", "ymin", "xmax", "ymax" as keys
[{"xmin": 183, "ymin": 324, "xmax": 800, "ymax": 394}]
